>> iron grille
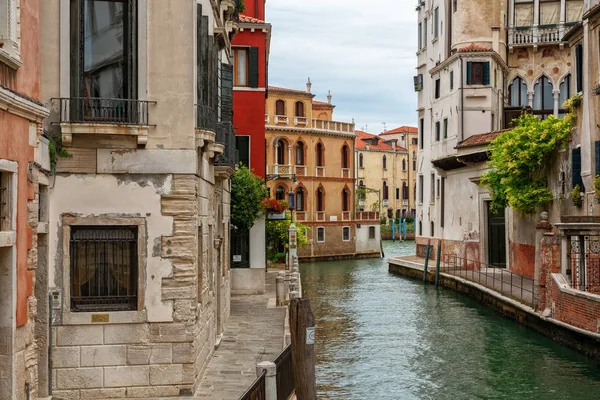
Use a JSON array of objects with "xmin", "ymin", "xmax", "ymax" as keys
[
  {"xmin": 70, "ymin": 226, "xmax": 138, "ymax": 312},
  {"xmin": 215, "ymin": 122, "xmax": 238, "ymax": 167},
  {"xmin": 196, "ymin": 104, "xmax": 218, "ymax": 132},
  {"xmin": 567, "ymin": 235, "xmax": 600, "ymax": 295},
  {"xmin": 0, "ymin": 172, "xmax": 9, "ymax": 231},
  {"xmin": 57, "ymin": 98, "xmax": 153, "ymax": 125}
]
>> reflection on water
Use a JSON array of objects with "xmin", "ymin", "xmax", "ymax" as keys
[{"xmin": 301, "ymin": 241, "xmax": 600, "ymax": 400}]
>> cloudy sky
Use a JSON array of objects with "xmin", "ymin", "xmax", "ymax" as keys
[{"xmin": 265, "ymin": 0, "xmax": 418, "ymax": 134}]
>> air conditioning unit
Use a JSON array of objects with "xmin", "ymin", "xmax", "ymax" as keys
[
  {"xmin": 382, "ymin": 199, "xmax": 389, "ymax": 207},
  {"xmin": 413, "ymin": 74, "xmax": 423, "ymax": 92}
]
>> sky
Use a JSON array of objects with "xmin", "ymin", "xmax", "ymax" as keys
[{"xmin": 265, "ymin": 0, "xmax": 418, "ymax": 134}]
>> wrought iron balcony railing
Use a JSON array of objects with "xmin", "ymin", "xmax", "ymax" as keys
[
  {"xmin": 196, "ymin": 104, "xmax": 218, "ymax": 132},
  {"xmin": 215, "ymin": 122, "xmax": 238, "ymax": 168},
  {"xmin": 57, "ymin": 97, "xmax": 154, "ymax": 125}
]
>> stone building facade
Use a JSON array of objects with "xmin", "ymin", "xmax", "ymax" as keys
[
  {"xmin": 265, "ymin": 84, "xmax": 380, "ymax": 260},
  {"xmin": 0, "ymin": 0, "xmax": 51, "ymax": 398},
  {"xmin": 40, "ymin": 0, "xmax": 237, "ymax": 397}
]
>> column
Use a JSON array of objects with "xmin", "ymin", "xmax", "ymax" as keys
[
  {"xmin": 528, "ymin": 91, "xmax": 534, "ymax": 108},
  {"xmin": 553, "ymin": 89, "xmax": 560, "ymax": 116}
]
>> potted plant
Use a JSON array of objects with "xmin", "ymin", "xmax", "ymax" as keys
[
  {"xmin": 571, "ymin": 184, "xmax": 583, "ymax": 207},
  {"xmin": 594, "ymin": 84, "xmax": 600, "ymax": 96},
  {"xmin": 594, "ymin": 175, "xmax": 600, "ymax": 203},
  {"xmin": 261, "ymin": 198, "xmax": 289, "ymax": 214}
]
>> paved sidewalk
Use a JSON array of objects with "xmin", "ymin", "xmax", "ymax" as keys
[{"xmin": 194, "ymin": 271, "xmax": 286, "ymax": 399}]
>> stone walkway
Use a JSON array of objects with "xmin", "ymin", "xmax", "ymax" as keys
[{"xmin": 194, "ymin": 271, "xmax": 286, "ymax": 399}]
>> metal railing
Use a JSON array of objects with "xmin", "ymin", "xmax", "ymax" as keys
[
  {"xmin": 196, "ymin": 104, "xmax": 218, "ymax": 132},
  {"xmin": 566, "ymin": 235, "xmax": 600, "ymax": 295},
  {"xmin": 238, "ymin": 370, "xmax": 266, "ymax": 400},
  {"xmin": 442, "ymin": 255, "xmax": 537, "ymax": 308},
  {"xmin": 274, "ymin": 345, "xmax": 294, "ymax": 400},
  {"xmin": 355, "ymin": 211, "xmax": 379, "ymax": 220},
  {"xmin": 57, "ymin": 97, "xmax": 154, "ymax": 125},
  {"xmin": 215, "ymin": 122, "xmax": 238, "ymax": 168}
]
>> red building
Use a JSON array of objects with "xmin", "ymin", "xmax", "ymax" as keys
[{"xmin": 232, "ymin": 5, "xmax": 271, "ymax": 177}]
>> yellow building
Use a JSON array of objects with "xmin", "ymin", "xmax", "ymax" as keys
[
  {"xmin": 355, "ymin": 130, "xmax": 409, "ymax": 221},
  {"xmin": 265, "ymin": 83, "xmax": 380, "ymax": 260}
]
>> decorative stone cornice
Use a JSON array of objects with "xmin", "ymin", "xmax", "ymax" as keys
[{"xmin": 0, "ymin": 87, "xmax": 49, "ymax": 123}]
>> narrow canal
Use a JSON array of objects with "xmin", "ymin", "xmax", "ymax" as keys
[{"xmin": 300, "ymin": 241, "xmax": 600, "ymax": 400}]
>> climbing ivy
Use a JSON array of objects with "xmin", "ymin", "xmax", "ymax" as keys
[
  {"xmin": 47, "ymin": 135, "xmax": 72, "ymax": 170},
  {"xmin": 481, "ymin": 104, "xmax": 576, "ymax": 215}
]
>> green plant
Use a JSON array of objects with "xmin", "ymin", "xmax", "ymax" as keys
[
  {"xmin": 47, "ymin": 135, "xmax": 72, "ymax": 170},
  {"xmin": 231, "ymin": 165, "xmax": 268, "ymax": 231},
  {"xmin": 481, "ymin": 111, "xmax": 574, "ymax": 215},
  {"xmin": 371, "ymin": 201, "xmax": 380, "ymax": 211},
  {"xmin": 563, "ymin": 93, "xmax": 582, "ymax": 109},
  {"xmin": 271, "ymin": 252, "xmax": 286, "ymax": 264},
  {"xmin": 237, "ymin": 0, "xmax": 246, "ymax": 14},
  {"xmin": 594, "ymin": 175, "xmax": 600, "ymax": 197},
  {"xmin": 571, "ymin": 184, "xmax": 582, "ymax": 206}
]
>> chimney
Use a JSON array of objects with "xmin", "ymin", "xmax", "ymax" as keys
[
  {"xmin": 327, "ymin": 90, "xmax": 332, "ymax": 104},
  {"xmin": 306, "ymin": 77, "xmax": 312, "ymax": 93}
]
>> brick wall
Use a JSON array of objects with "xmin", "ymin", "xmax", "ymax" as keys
[
  {"xmin": 552, "ymin": 277, "xmax": 600, "ymax": 334},
  {"xmin": 509, "ymin": 241, "xmax": 535, "ymax": 278}
]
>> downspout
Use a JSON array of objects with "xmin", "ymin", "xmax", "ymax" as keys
[{"xmin": 460, "ymin": 55, "xmax": 465, "ymax": 141}]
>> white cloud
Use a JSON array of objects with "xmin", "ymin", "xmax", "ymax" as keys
[{"xmin": 266, "ymin": 0, "xmax": 418, "ymax": 133}]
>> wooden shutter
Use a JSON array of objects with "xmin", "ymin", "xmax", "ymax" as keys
[
  {"xmin": 572, "ymin": 147, "xmax": 584, "ymax": 190},
  {"xmin": 196, "ymin": 6, "xmax": 203, "ymax": 103},
  {"xmin": 466, "ymin": 62, "xmax": 472, "ymax": 85},
  {"xmin": 576, "ymin": 44, "xmax": 583, "ymax": 93},
  {"xmin": 201, "ymin": 16, "xmax": 209, "ymax": 106},
  {"xmin": 248, "ymin": 47, "xmax": 259, "ymax": 88},
  {"xmin": 221, "ymin": 63, "xmax": 233, "ymax": 123},
  {"xmin": 595, "ymin": 141, "xmax": 600, "ymax": 176},
  {"xmin": 483, "ymin": 62, "xmax": 490, "ymax": 85}
]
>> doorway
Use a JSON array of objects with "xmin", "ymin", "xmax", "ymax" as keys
[{"xmin": 487, "ymin": 202, "xmax": 506, "ymax": 268}]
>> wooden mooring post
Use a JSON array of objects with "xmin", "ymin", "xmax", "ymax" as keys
[
  {"xmin": 423, "ymin": 239, "xmax": 431, "ymax": 282},
  {"xmin": 435, "ymin": 243, "xmax": 442, "ymax": 287},
  {"xmin": 289, "ymin": 298, "xmax": 317, "ymax": 400}
]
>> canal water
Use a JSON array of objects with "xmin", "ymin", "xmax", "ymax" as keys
[{"xmin": 300, "ymin": 241, "xmax": 600, "ymax": 400}]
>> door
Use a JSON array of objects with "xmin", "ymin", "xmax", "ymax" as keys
[
  {"xmin": 231, "ymin": 229, "xmax": 250, "ymax": 268},
  {"xmin": 487, "ymin": 202, "xmax": 506, "ymax": 268}
]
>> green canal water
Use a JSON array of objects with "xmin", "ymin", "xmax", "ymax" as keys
[{"xmin": 300, "ymin": 241, "xmax": 600, "ymax": 400}]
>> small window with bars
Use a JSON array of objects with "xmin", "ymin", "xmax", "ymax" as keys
[
  {"xmin": 369, "ymin": 226, "xmax": 376, "ymax": 239},
  {"xmin": 70, "ymin": 226, "xmax": 138, "ymax": 312},
  {"xmin": 0, "ymin": 171, "xmax": 11, "ymax": 232},
  {"xmin": 317, "ymin": 227, "xmax": 325, "ymax": 243},
  {"xmin": 342, "ymin": 227, "xmax": 351, "ymax": 242}
]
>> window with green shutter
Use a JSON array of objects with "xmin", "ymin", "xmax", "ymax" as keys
[
  {"xmin": 572, "ymin": 147, "xmax": 584, "ymax": 191},
  {"xmin": 248, "ymin": 47, "xmax": 259, "ymax": 88},
  {"xmin": 221, "ymin": 63, "xmax": 233, "ymax": 123},
  {"xmin": 466, "ymin": 61, "xmax": 490, "ymax": 85}
]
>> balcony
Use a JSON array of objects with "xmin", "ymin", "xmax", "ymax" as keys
[
  {"xmin": 295, "ymin": 211, "xmax": 307, "ymax": 222},
  {"xmin": 272, "ymin": 164, "xmax": 293, "ymax": 176},
  {"xmin": 265, "ymin": 114, "xmax": 355, "ymax": 135},
  {"xmin": 294, "ymin": 117, "xmax": 308, "ymax": 126},
  {"xmin": 508, "ymin": 23, "xmax": 578, "ymax": 48},
  {"xmin": 265, "ymin": 114, "xmax": 270, "ymax": 124},
  {"xmin": 196, "ymin": 105, "xmax": 218, "ymax": 148},
  {"xmin": 312, "ymin": 119, "xmax": 354, "ymax": 134},
  {"xmin": 356, "ymin": 211, "xmax": 380, "ymax": 221},
  {"xmin": 56, "ymin": 97, "xmax": 155, "ymax": 146},
  {"xmin": 316, "ymin": 211, "xmax": 326, "ymax": 222},
  {"xmin": 341, "ymin": 168, "xmax": 350, "ymax": 178},
  {"xmin": 342, "ymin": 212, "xmax": 351, "ymax": 221},
  {"xmin": 294, "ymin": 165, "xmax": 307, "ymax": 177},
  {"xmin": 274, "ymin": 115, "xmax": 289, "ymax": 124},
  {"xmin": 316, "ymin": 166, "xmax": 325, "ymax": 177},
  {"xmin": 214, "ymin": 122, "xmax": 237, "ymax": 175}
]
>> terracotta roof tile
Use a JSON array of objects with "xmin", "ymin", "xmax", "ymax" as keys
[
  {"xmin": 239, "ymin": 14, "xmax": 265, "ymax": 23},
  {"xmin": 312, "ymin": 100, "xmax": 333, "ymax": 107},
  {"xmin": 379, "ymin": 126, "xmax": 418, "ymax": 136},
  {"xmin": 583, "ymin": 3, "xmax": 600, "ymax": 19},
  {"xmin": 268, "ymin": 86, "xmax": 314, "ymax": 96},
  {"xmin": 355, "ymin": 130, "xmax": 406, "ymax": 152},
  {"xmin": 455, "ymin": 129, "xmax": 509, "ymax": 149},
  {"xmin": 458, "ymin": 43, "xmax": 493, "ymax": 53}
]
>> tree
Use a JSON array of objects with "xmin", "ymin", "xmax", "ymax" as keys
[{"xmin": 231, "ymin": 165, "xmax": 268, "ymax": 231}]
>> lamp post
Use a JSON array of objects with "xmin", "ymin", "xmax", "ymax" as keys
[{"xmin": 287, "ymin": 187, "xmax": 297, "ymax": 270}]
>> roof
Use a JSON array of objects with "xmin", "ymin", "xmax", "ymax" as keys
[
  {"xmin": 268, "ymin": 86, "xmax": 315, "ymax": 97},
  {"xmin": 457, "ymin": 43, "xmax": 494, "ymax": 53},
  {"xmin": 239, "ymin": 14, "xmax": 265, "ymax": 23},
  {"xmin": 379, "ymin": 126, "xmax": 418, "ymax": 136},
  {"xmin": 584, "ymin": 3, "xmax": 600, "ymax": 19},
  {"xmin": 312, "ymin": 100, "xmax": 334, "ymax": 108},
  {"xmin": 355, "ymin": 130, "xmax": 406, "ymax": 152},
  {"xmin": 455, "ymin": 129, "xmax": 508, "ymax": 149}
]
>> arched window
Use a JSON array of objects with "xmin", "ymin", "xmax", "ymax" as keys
[
  {"xmin": 276, "ymin": 100, "xmax": 285, "ymax": 116},
  {"xmin": 342, "ymin": 145, "xmax": 349, "ymax": 169},
  {"xmin": 402, "ymin": 159, "xmax": 406, "ymax": 171},
  {"xmin": 275, "ymin": 186, "xmax": 285, "ymax": 200},
  {"xmin": 382, "ymin": 155, "xmax": 387, "ymax": 170},
  {"xmin": 342, "ymin": 188, "xmax": 350, "ymax": 211},
  {"xmin": 533, "ymin": 75, "xmax": 553, "ymax": 119},
  {"xmin": 509, "ymin": 77, "xmax": 528, "ymax": 107},
  {"xmin": 296, "ymin": 187, "xmax": 304, "ymax": 211},
  {"xmin": 276, "ymin": 139, "xmax": 286, "ymax": 165},
  {"xmin": 316, "ymin": 142, "xmax": 324, "ymax": 167},
  {"xmin": 295, "ymin": 101, "xmax": 305, "ymax": 117},
  {"xmin": 558, "ymin": 74, "xmax": 571, "ymax": 117},
  {"xmin": 383, "ymin": 181, "xmax": 389, "ymax": 200},
  {"xmin": 317, "ymin": 187, "xmax": 324, "ymax": 211},
  {"xmin": 296, "ymin": 141, "xmax": 304, "ymax": 165},
  {"xmin": 359, "ymin": 153, "xmax": 364, "ymax": 168}
]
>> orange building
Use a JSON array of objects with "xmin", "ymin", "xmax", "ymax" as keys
[{"xmin": 265, "ymin": 83, "xmax": 380, "ymax": 260}]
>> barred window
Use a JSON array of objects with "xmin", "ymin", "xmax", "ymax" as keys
[
  {"xmin": 317, "ymin": 227, "xmax": 325, "ymax": 243},
  {"xmin": 369, "ymin": 226, "xmax": 376, "ymax": 239},
  {"xmin": 342, "ymin": 227, "xmax": 350, "ymax": 241},
  {"xmin": 70, "ymin": 226, "xmax": 138, "ymax": 312},
  {"xmin": 0, "ymin": 172, "xmax": 10, "ymax": 231}
]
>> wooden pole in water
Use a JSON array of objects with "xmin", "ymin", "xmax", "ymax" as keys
[
  {"xmin": 423, "ymin": 239, "xmax": 431, "ymax": 282},
  {"xmin": 435, "ymin": 243, "xmax": 442, "ymax": 287},
  {"xmin": 290, "ymin": 298, "xmax": 317, "ymax": 400}
]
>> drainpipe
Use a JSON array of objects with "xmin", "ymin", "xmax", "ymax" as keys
[{"xmin": 460, "ymin": 55, "xmax": 465, "ymax": 141}]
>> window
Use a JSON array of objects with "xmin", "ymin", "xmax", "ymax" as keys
[
  {"xmin": 567, "ymin": 0, "xmax": 584, "ymax": 22},
  {"xmin": 576, "ymin": 43, "xmax": 583, "ymax": 93},
  {"xmin": 430, "ymin": 173, "xmax": 435, "ymax": 201},
  {"xmin": 0, "ymin": 171, "xmax": 12, "ymax": 232},
  {"xmin": 342, "ymin": 227, "xmax": 351, "ymax": 242},
  {"xmin": 435, "ymin": 78, "xmax": 440, "ymax": 99},
  {"xmin": 572, "ymin": 147, "xmax": 583, "ymax": 190},
  {"xmin": 453, "ymin": 0, "xmax": 457, "ymax": 13},
  {"xmin": 533, "ymin": 75, "xmax": 553, "ymax": 120},
  {"xmin": 402, "ymin": 159, "xmax": 406, "ymax": 171},
  {"xmin": 431, "ymin": 221, "xmax": 435, "ymax": 237},
  {"xmin": 0, "ymin": 0, "xmax": 19, "ymax": 60},
  {"xmin": 317, "ymin": 227, "xmax": 325, "ymax": 242},
  {"xmin": 419, "ymin": 220, "xmax": 422, "ymax": 235},
  {"xmin": 275, "ymin": 100, "xmax": 285, "ymax": 116},
  {"xmin": 296, "ymin": 187, "xmax": 304, "ymax": 211},
  {"xmin": 383, "ymin": 181, "xmax": 389, "ymax": 201},
  {"xmin": 514, "ymin": 0, "xmax": 534, "ymax": 27},
  {"xmin": 412, "ymin": 138, "xmax": 418, "ymax": 145},
  {"xmin": 450, "ymin": 71, "xmax": 454, "ymax": 90},
  {"xmin": 369, "ymin": 226, "xmax": 376, "ymax": 239},
  {"xmin": 434, "ymin": 7, "xmax": 439, "ymax": 38},
  {"xmin": 276, "ymin": 139, "xmax": 286, "ymax": 165},
  {"xmin": 236, "ymin": 136, "xmax": 250, "ymax": 167},
  {"xmin": 418, "ymin": 175, "xmax": 424, "ymax": 203},
  {"xmin": 419, "ymin": 118, "xmax": 424, "ymax": 150},
  {"xmin": 342, "ymin": 188, "xmax": 350, "ymax": 211},
  {"xmin": 509, "ymin": 77, "xmax": 528, "ymax": 107},
  {"xmin": 466, "ymin": 61, "xmax": 490, "ymax": 85},
  {"xmin": 437, "ymin": 178, "xmax": 440, "ymax": 198},
  {"xmin": 317, "ymin": 187, "xmax": 324, "ymax": 212},
  {"xmin": 295, "ymin": 101, "xmax": 305, "ymax": 117},
  {"xmin": 383, "ymin": 155, "xmax": 387, "ymax": 170},
  {"xmin": 418, "ymin": 22, "xmax": 422, "ymax": 49},
  {"xmin": 341, "ymin": 145, "xmax": 349, "ymax": 169},
  {"xmin": 296, "ymin": 141, "xmax": 305, "ymax": 165},
  {"xmin": 559, "ymin": 74, "xmax": 572, "ymax": 117},
  {"xmin": 316, "ymin": 142, "xmax": 324, "ymax": 167},
  {"xmin": 441, "ymin": 177, "xmax": 445, "ymax": 228},
  {"xmin": 402, "ymin": 182, "xmax": 409, "ymax": 200},
  {"xmin": 443, "ymin": 118, "xmax": 448, "ymax": 139},
  {"xmin": 396, "ymin": 188, "xmax": 400, "ymax": 200},
  {"xmin": 435, "ymin": 121, "xmax": 440, "ymax": 141},
  {"xmin": 275, "ymin": 186, "xmax": 285, "ymax": 201},
  {"xmin": 359, "ymin": 153, "xmax": 364, "ymax": 168},
  {"xmin": 70, "ymin": 226, "xmax": 138, "ymax": 312},
  {"xmin": 233, "ymin": 48, "xmax": 248, "ymax": 86},
  {"xmin": 423, "ymin": 18, "xmax": 427, "ymax": 45}
]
